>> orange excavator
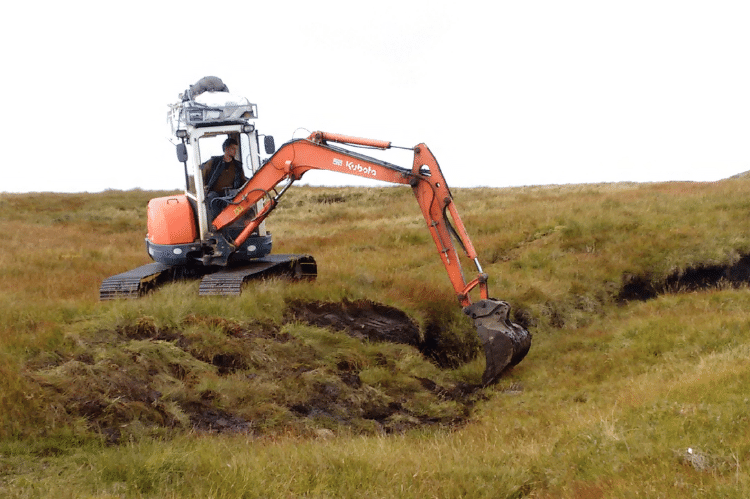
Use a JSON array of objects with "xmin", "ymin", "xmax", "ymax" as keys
[{"xmin": 100, "ymin": 77, "xmax": 530, "ymax": 384}]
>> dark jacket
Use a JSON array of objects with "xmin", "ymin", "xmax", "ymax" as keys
[{"xmin": 202, "ymin": 156, "xmax": 247, "ymax": 193}]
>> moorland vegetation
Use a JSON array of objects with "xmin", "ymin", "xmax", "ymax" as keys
[{"xmin": 1, "ymin": 179, "xmax": 750, "ymax": 497}]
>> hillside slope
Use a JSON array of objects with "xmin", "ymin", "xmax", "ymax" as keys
[{"xmin": 1, "ymin": 180, "xmax": 749, "ymax": 497}]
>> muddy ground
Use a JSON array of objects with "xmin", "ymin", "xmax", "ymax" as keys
[
  {"xmin": 619, "ymin": 254, "xmax": 750, "ymax": 301},
  {"xmin": 28, "ymin": 300, "xmax": 491, "ymax": 443},
  {"xmin": 28, "ymin": 252, "xmax": 747, "ymax": 444}
]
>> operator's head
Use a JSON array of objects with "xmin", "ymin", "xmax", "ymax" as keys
[
  {"xmin": 222, "ymin": 137, "xmax": 239, "ymax": 159},
  {"xmin": 222, "ymin": 138, "xmax": 238, "ymax": 152}
]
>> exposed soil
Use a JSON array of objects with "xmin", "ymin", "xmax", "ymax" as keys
[
  {"xmin": 285, "ymin": 299, "xmax": 421, "ymax": 346},
  {"xmin": 28, "ymin": 300, "xmax": 490, "ymax": 443},
  {"xmin": 286, "ymin": 299, "xmax": 481, "ymax": 369},
  {"xmin": 619, "ymin": 254, "xmax": 750, "ymax": 302}
]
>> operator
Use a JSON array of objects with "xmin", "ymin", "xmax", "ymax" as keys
[{"xmin": 201, "ymin": 137, "xmax": 247, "ymax": 220}]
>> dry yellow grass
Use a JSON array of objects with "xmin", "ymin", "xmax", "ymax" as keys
[{"xmin": 2, "ymin": 180, "xmax": 750, "ymax": 497}]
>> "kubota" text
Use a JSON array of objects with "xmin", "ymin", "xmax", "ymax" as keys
[{"xmin": 333, "ymin": 158, "xmax": 376, "ymax": 176}]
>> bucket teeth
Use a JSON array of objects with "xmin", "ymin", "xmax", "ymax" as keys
[{"xmin": 463, "ymin": 299, "xmax": 532, "ymax": 385}]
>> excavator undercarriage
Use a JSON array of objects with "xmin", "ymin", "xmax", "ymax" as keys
[{"xmin": 100, "ymin": 254, "xmax": 316, "ymax": 300}]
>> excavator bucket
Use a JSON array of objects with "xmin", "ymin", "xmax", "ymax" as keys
[{"xmin": 463, "ymin": 299, "xmax": 532, "ymax": 386}]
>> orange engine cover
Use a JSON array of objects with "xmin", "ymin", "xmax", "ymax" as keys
[{"xmin": 147, "ymin": 195, "xmax": 198, "ymax": 245}]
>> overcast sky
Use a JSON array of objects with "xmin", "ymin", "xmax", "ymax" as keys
[{"xmin": 2, "ymin": 0, "xmax": 749, "ymax": 193}]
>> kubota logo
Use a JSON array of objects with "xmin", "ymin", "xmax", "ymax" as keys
[{"xmin": 333, "ymin": 157, "xmax": 376, "ymax": 176}]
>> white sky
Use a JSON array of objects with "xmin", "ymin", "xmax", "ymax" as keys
[{"xmin": 2, "ymin": 0, "xmax": 749, "ymax": 193}]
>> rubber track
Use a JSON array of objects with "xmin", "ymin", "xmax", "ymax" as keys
[
  {"xmin": 199, "ymin": 254, "xmax": 317, "ymax": 296},
  {"xmin": 99, "ymin": 262, "xmax": 172, "ymax": 300},
  {"xmin": 100, "ymin": 255, "xmax": 316, "ymax": 300}
]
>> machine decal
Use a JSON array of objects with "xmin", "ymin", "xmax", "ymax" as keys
[
  {"xmin": 346, "ymin": 161, "xmax": 376, "ymax": 177},
  {"xmin": 334, "ymin": 157, "xmax": 376, "ymax": 176}
]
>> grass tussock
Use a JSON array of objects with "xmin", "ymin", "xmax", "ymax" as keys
[{"xmin": 2, "ymin": 179, "xmax": 750, "ymax": 497}]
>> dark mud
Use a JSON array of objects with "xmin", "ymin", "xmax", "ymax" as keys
[
  {"xmin": 285, "ymin": 299, "xmax": 421, "ymax": 346},
  {"xmin": 286, "ymin": 299, "xmax": 481, "ymax": 369},
  {"xmin": 619, "ymin": 254, "xmax": 750, "ymax": 302}
]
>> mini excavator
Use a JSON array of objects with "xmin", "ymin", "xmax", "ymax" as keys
[{"xmin": 100, "ymin": 76, "xmax": 531, "ymax": 384}]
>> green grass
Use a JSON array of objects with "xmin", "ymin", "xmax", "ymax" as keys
[{"xmin": 2, "ymin": 179, "xmax": 750, "ymax": 497}]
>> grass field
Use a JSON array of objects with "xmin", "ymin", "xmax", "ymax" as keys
[{"xmin": 1, "ymin": 179, "xmax": 750, "ymax": 498}]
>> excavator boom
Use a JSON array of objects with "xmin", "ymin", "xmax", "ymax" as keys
[
  {"xmin": 214, "ymin": 133, "xmax": 482, "ymax": 304},
  {"xmin": 212, "ymin": 132, "xmax": 531, "ymax": 384}
]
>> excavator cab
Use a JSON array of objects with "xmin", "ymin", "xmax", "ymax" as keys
[{"xmin": 147, "ymin": 80, "xmax": 274, "ymax": 267}]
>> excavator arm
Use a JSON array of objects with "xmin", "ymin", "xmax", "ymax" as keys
[
  {"xmin": 215, "ymin": 132, "xmax": 485, "ymax": 306},
  {"xmin": 213, "ymin": 131, "xmax": 531, "ymax": 384}
]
